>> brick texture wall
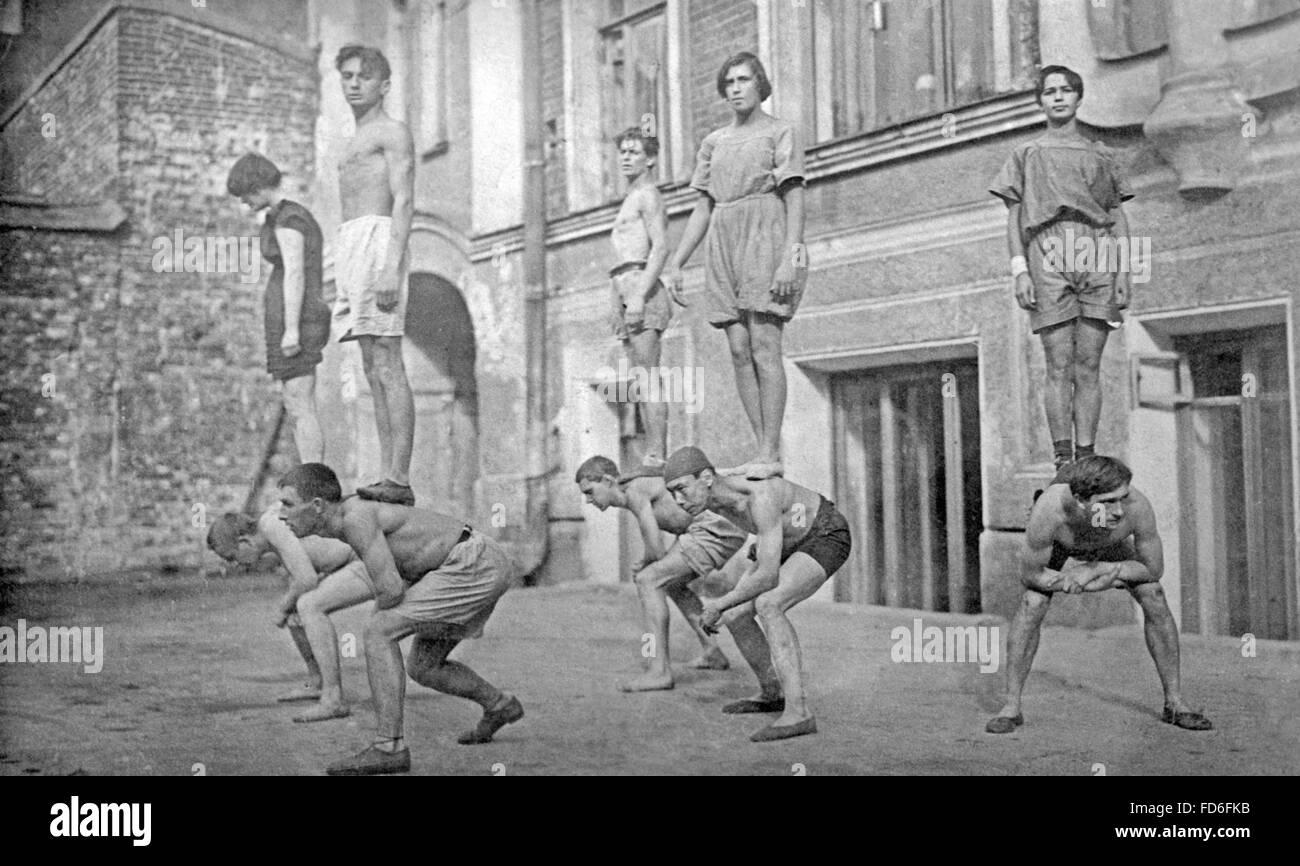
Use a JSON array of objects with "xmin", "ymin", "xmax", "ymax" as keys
[
  {"xmin": 689, "ymin": 0, "xmax": 759, "ymax": 152},
  {"xmin": 0, "ymin": 8, "xmax": 316, "ymax": 579}
]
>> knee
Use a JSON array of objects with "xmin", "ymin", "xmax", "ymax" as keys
[
  {"xmin": 754, "ymin": 592, "xmax": 785, "ymax": 621},
  {"xmin": 1131, "ymin": 581, "xmax": 1168, "ymax": 609},
  {"xmin": 295, "ymin": 592, "xmax": 319, "ymax": 617},
  {"xmin": 634, "ymin": 564, "xmax": 662, "ymax": 591},
  {"xmin": 1044, "ymin": 356, "xmax": 1072, "ymax": 380},
  {"xmin": 363, "ymin": 614, "xmax": 401, "ymax": 644},
  {"xmin": 1073, "ymin": 354, "xmax": 1102, "ymax": 381},
  {"xmin": 749, "ymin": 335, "xmax": 784, "ymax": 368},
  {"xmin": 405, "ymin": 653, "xmax": 440, "ymax": 684},
  {"xmin": 1018, "ymin": 588, "xmax": 1052, "ymax": 615},
  {"xmin": 728, "ymin": 339, "xmax": 754, "ymax": 368}
]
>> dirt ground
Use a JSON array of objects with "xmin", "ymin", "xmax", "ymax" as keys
[{"xmin": 2, "ymin": 572, "xmax": 1297, "ymax": 776}]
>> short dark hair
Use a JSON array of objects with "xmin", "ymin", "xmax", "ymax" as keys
[
  {"xmin": 279, "ymin": 463, "xmax": 343, "ymax": 503},
  {"xmin": 207, "ymin": 512, "xmax": 257, "ymax": 558},
  {"xmin": 1037, "ymin": 64, "xmax": 1084, "ymax": 104},
  {"xmin": 226, "ymin": 153, "xmax": 281, "ymax": 197},
  {"xmin": 336, "ymin": 44, "xmax": 391, "ymax": 82},
  {"xmin": 574, "ymin": 455, "xmax": 620, "ymax": 484},
  {"xmin": 1063, "ymin": 455, "xmax": 1132, "ymax": 500},
  {"xmin": 614, "ymin": 127, "xmax": 660, "ymax": 160},
  {"xmin": 716, "ymin": 51, "xmax": 772, "ymax": 103}
]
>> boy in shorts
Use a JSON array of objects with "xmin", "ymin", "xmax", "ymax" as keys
[
  {"xmin": 575, "ymin": 455, "xmax": 749, "ymax": 691},
  {"xmin": 608, "ymin": 128, "xmax": 683, "ymax": 477},
  {"xmin": 991, "ymin": 65, "xmax": 1135, "ymax": 471},
  {"xmin": 207, "ymin": 508, "xmax": 373, "ymax": 722}
]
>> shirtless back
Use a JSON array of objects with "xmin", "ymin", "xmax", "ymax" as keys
[
  {"xmin": 703, "ymin": 476, "xmax": 822, "ymax": 555},
  {"xmin": 336, "ymin": 498, "xmax": 468, "ymax": 584},
  {"xmin": 624, "ymin": 476, "xmax": 695, "ymax": 536}
]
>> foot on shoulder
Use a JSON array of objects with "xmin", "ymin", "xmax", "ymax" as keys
[
  {"xmin": 357, "ymin": 479, "xmax": 415, "ymax": 506},
  {"xmin": 457, "ymin": 694, "xmax": 525, "ymax": 744}
]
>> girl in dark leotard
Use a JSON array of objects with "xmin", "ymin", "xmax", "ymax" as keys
[{"xmin": 227, "ymin": 153, "xmax": 332, "ymax": 462}]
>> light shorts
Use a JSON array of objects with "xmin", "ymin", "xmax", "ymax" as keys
[
  {"xmin": 674, "ymin": 510, "xmax": 750, "ymax": 579},
  {"xmin": 390, "ymin": 529, "xmax": 517, "ymax": 640},
  {"xmin": 334, "ymin": 214, "xmax": 408, "ymax": 341}
]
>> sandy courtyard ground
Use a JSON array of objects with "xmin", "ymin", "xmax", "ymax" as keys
[{"xmin": 2, "ymin": 572, "xmax": 1297, "ymax": 776}]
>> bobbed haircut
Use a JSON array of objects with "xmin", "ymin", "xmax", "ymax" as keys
[
  {"xmin": 1063, "ymin": 455, "xmax": 1132, "ymax": 501},
  {"xmin": 716, "ymin": 51, "xmax": 772, "ymax": 103},
  {"xmin": 336, "ymin": 44, "xmax": 391, "ymax": 82},
  {"xmin": 1037, "ymin": 64, "xmax": 1084, "ymax": 103},
  {"xmin": 207, "ymin": 512, "xmax": 257, "ymax": 557},
  {"xmin": 279, "ymin": 462, "xmax": 344, "ymax": 503},
  {"xmin": 614, "ymin": 126, "xmax": 660, "ymax": 160},
  {"xmin": 226, "ymin": 153, "xmax": 282, "ymax": 197},
  {"xmin": 574, "ymin": 455, "xmax": 620, "ymax": 484}
]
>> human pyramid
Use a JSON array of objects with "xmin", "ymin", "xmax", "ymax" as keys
[{"xmin": 207, "ymin": 47, "xmax": 1210, "ymax": 775}]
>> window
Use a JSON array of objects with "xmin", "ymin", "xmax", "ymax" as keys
[
  {"xmin": 600, "ymin": 0, "xmax": 670, "ymax": 198},
  {"xmin": 812, "ymin": 0, "xmax": 1018, "ymax": 142}
]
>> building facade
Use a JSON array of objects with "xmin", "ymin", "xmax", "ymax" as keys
[{"xmin": 2, "ymin": 0, "xmax": 1296, "ymax": 642}]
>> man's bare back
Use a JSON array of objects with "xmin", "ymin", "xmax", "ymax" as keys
[
  {"xmin": 709, "ymin": 476, "xmax": 821, "ymax": 549},
  {"xmin": 625, "ymin": 476, "xmax": 694, "ymax": 535},
  {"xmin": 339, "ymin": 499, "xmax": 467, "ymax": 581}
]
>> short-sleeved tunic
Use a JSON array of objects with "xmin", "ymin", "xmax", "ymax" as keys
[
  {"xmin": 989, "ymin": 136, "xmax": 1133, "ymax": 244},
  {"xmin": 261, "ymin": 200, "xmax": 331, "ymax": 381},
  {"xmin": 690, "ymin": 114, "xmax": 806, "ymax": 327}
]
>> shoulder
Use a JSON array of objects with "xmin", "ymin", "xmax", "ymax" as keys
[
  {"xmin": 1026, "ymin": 487, "xmax": 1067, "ymax": 545},
  {"xmin": 1127, "ymin": 487, "xmax": 1158, "ymax": 529},
  {"xmin": 766, "ymin": 115, "xmax": 798, "ymax": 137},
  {"xmin": 629, "ymin": 183, "xmax": 664, "ymax": 210}
]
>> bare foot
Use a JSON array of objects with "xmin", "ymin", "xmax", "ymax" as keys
[
  {"xmin": 277, "ymin": 684, "xmax": 322, "ymax": 703},
  {"xmin": 617, "ymin": 672, "xmax": 674, "ymax": 692},
  {"xmin": 686, "ymin": 647, "xmax": 729, "ymax": 670},
  {"xmin": 293, "ymin": 703, "xmax": 351, "ymax": 723}
]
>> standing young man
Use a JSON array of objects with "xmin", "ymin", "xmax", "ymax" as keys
[
  {"xmin": 991, "ymin": 65, "xmax": 1135, "ymax": 471},
  {"xmin": 334, "ymin": 45, "xmax": 417, "ymax": 505}
]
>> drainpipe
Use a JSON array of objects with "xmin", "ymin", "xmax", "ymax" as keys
[{"xmin": 518, "ymin": 0, "xmax": 549, "ymax": 576}]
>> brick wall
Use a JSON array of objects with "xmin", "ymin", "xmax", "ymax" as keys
[
  {"xmin": 688, "ymin": 0, "xmax": 759, "ymax": 151},
  {"xmin": 0, "ymin": 8, "xmax": 316, "ymax": 579}
]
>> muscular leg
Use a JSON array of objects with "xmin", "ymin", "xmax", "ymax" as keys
[
  {"xmin": 752, "ymin": 552, "xmax": 829, "ymax": 727},
  {"xmin": 278, "ymin": 622, "xmax": 322, "ymax": 700},
  {"xmin": 292, "ymin": 564, "xmax": 373, "ymax": 722},
  {"xmin": 622, "ymin": 548, "xmax": 698, "ymax": 691},
  {"xmin": 664, "ymin": 582, "xmax": 728, "ymax": 669},
  {"xmin": 1039, "ymin": 321, "xmax": 1076, "ymax": 446},
  {"xmin": 281, "ymin": 374, "xmax": 323, "ymax": 463},
  {"xmin": 407, "ymin": 634, "xmax": 520, "ymax": 744},
  {"xmin": 627, "ymin": 329, "xmax": 667, "ymax": 463},
  {"xmin": 748, "ymin": 313, "xmax": 787, "ymax": 465},
  {"xmin": 723, "ymin": 322, "xmax": 763, "ymax": 445},
  {"xmin": 1127, "ymin": 582, "xmax": 1194, "ymax": 713},
  {"xmin": 1071, "ymin": 318, "xmax": 1110, "ymax": 449},
  {"xmin": 363, "ymin": 609, "xmax": 417, "ymax": 745},
  {"xmin": 372, "ymin": 336, "xmax": 414, "ymax": 486},
  {"xmin": 357, "ymin": 337, "xmax": 392, "ymax": 480},
  {"xmin": 992, "ymin": 588, "xmax": 1053, "ymax": 720},
  {"xmin": 724, "ymin": 601, "xmax": 782, "ymax": 701}
]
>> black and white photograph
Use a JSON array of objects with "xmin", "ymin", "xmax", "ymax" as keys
[{"xmin": 0, "ymin": 0, "xmax": 1296, "ymax": 800}]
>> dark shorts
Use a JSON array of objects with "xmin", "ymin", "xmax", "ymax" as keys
[
  {"xmin": 1025, "ymin": 218, "xmax": 1124, "ymax": 334},
  {"xmin": 746, "ymin": 496, "xmax": 852, "ymax": 578},
  {"xmin": 267, "ymin": 312, "xmax": 330, "ymax": 382},
  {"xmin": 1047, "ymin": 538, "xmax": 1138, "ymax": 572}
]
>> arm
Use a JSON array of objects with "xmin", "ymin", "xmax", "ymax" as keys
[
  {"xmin": 1006, "ymin": 202, "xmax": 1035, "ymax": 311},
  {"xmin": 629, "ymin": 488, "xmax": 669, "ymax": 566},
  {"xmin": 1020, "ymin": 503, "xmax": 1066, "ymax": 593},
  {"xmin": 771, "ymin": 185, "xmax": 805, "ymax": 300},
  {"xmin": 273, "ymin": 226, "xmax": 306, "ymax": 357},
  {"xmin": 377, "ymin": 124, "xmax": 415, "ymax": 312},
  {"xmin": 1111, "ymin": 203, "xmax": 1131, "ymax": 309},
  {"xmin": 635, "ymin": 189, "xmax": 671, "ymax": 307},
  {"xmin": 342, "ymin": 505, "xmax": 405, "ymax": 610},
  {"xmin": 259, "ymin": 511, "xmax": 321, "ymax": 624},
  {"xmin": 664, "ymin": 194, "xmax": 713, "ymax": 304},
  {"xmin": 713, "ymin": 494, "xmax": 784, "ymax": 612}
]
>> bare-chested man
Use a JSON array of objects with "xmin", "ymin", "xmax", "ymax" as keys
[
  {"xmin": 986, "ymin": 455, "xmax": 1212, "ymax": 734},
  {"xmin": 663, "ymin": 446, "xmax": 851, "ymax": 742},
  {"xmin": 277, "ymin": 463, "xmax": 522, "ymax": 776},
  {"xmin": 207, "ymin": 507, "xmax": 372, "ymax": 722},
  {"xmin": 334, "ymin": 44, "xmax": 416, "ymax": 506},
  {"xmin": 574, "ymin": 455, "xmax": 748, "ymax": 691}
]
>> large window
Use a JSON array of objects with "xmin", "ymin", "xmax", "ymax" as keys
[
  {"xmin": 812, "ymin": 0, "xmax": 1018, "ymax": 142},
  {"xmin": 599, "ymin": 0, "xmax": 670, "ymax": 198}
]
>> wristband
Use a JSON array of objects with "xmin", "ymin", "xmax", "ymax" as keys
[{"xmin": 1010, "ymin": 255, "xmax": 1028, "ymax": 277}]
